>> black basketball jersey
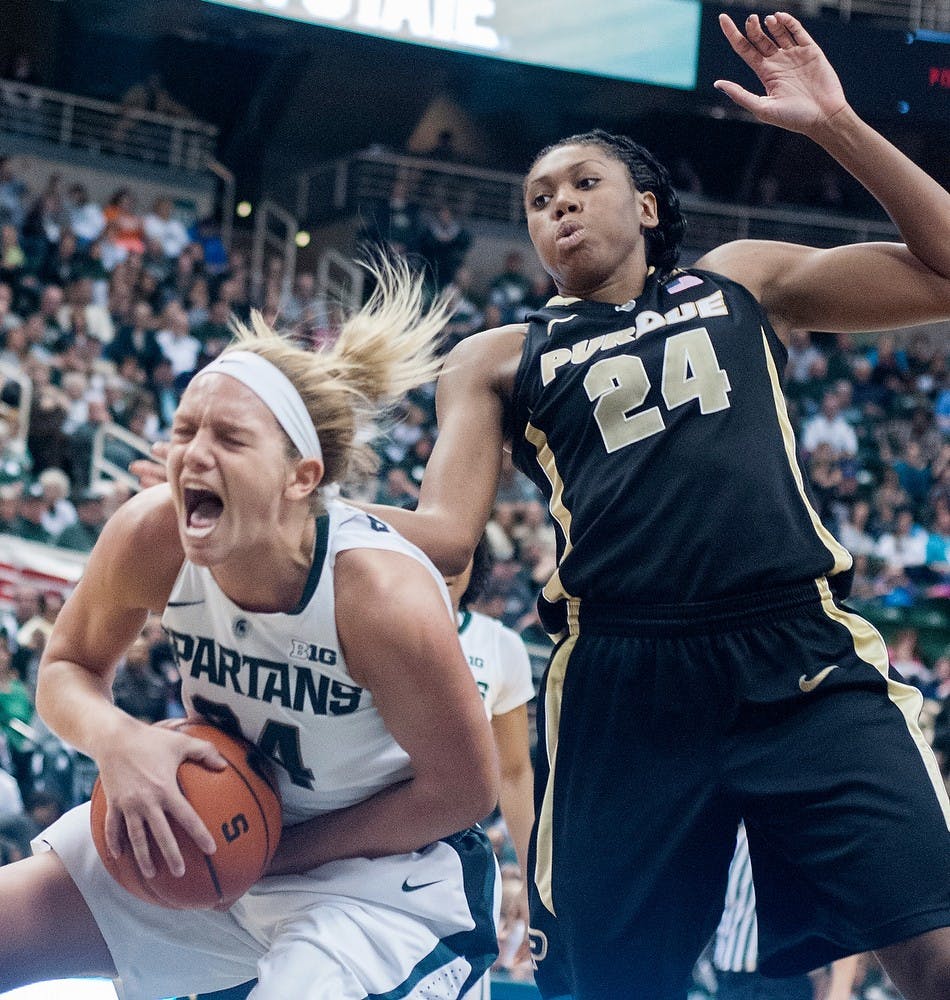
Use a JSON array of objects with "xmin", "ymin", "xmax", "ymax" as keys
[{"xmin": 509, "ymin": 267, "xmax": 854, "ymax": 636}]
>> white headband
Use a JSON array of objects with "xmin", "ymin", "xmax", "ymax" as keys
[{"xmin": 196, "ymin": 350, "xmax": 323, "ymax": 463}]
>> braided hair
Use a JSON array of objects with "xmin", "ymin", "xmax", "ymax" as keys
[{"xmin": 529, "ymin": 129, "xmax": 686, "ymax": 278}]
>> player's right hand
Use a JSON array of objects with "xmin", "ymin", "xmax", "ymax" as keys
[
  {"xmin": 97, "ymin": 720, "xmax": 227, "ymax": 879},
  {"xmin": 130, "ymin": 440, "xmax": 170, "ymax": 489}
]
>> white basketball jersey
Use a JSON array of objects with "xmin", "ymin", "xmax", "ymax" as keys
[
  {"xmin": 457, "ymin": 610, "xmax": 535, "ymax": 720},
  {"xmin": 162, "ymin": 499, "xmax": 453, "ymax": 827}
]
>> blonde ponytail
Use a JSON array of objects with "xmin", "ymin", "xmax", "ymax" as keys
[{"xmin": 224, "ymin": 256, "xmax": 451, "ymax": 491}]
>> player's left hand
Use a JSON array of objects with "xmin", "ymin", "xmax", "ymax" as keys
[{"xmin": 715, "ymin": 12, "xmax": 848, "ymax": 136}]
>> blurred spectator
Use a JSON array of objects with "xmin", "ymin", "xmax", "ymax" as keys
[
  {"xmin": 106, "ymin": 299, "xmax": 163, "ymax": 377},
  {"xmin": 784, "ymin": 328, "xmax": 823, "ymax": 384},
  {"xmin": 64, "ymin": 183, "xmax": 106, "ymax": 248},
  {"xmin": 39, "ymin": 230, "xmax": 82, "ymax": 288},
  {"xmin": 36, "ymin": 283, "xmax": 66, "ymax": 347},
  {"xmin": 374, "ymin": 466, "xmax": 419, "ymax": 508},
  {"xmin": 155, "ymin": 299, "xmax": 200, "ymax": 378},
  {"xmin": 16, "ymin": 590, "xmax": 63, "ymax": 664},
  {"xmin": 0, "ymin": 789, "xmax": 65, "ymax": 864},
  {"xmin": 925, "ymin": 500, "xmax": 950, "ymax": 579},
  {"xmin": 936, "ymin": 384, "xmax": 950, "ymax": 436},
  {"xmin": 837, "ymin": 498, "xmax": 877, "ymax": 558},
  {"xmin": 805, "ymin": 441, "xmax": 844, "ymax": 523},
  {"xmin": 418, "ymin": 202, "xmax": 470, "ymax": 289},
  {"xmin": 0, "ymin": 417, "xmax": 28, "ymax": 486},
  {"xmin": 24, "ymin": 358, "xmax": 69, "ymax": 473},
  {"xmin": 184, "ymin": 273, "xmax": 211, "ymax": 329},
  {"xmin": 801, "ymin": 388, "xmax": 858, "ymax": 459},
  {"xmin": 869, "ymin": 333, "xmax": 908, "ymax": 392},
  {"xmin": 887, "ymin": 628, "xmax": 934, "ymax": 693},
  {"xmin": 103, "ymin": 189, "xmax": 146, "ymax": 256},
  {"xmin": 873, "ymin": 466, "xmax": 912, "ymax": 530},
  {"xmin": 488, "ymin": 251, "xmax": 534, "ymax": 325},
  {"xmin": 0, "ymin": 629, "xmax": 34, "ymax": 799},
  {"xmin": 0, "ymin": 280, "xmax": 21, "ymax": 335},
  {"xmin": 119, "ymin": 72, "xmax": 192, "ymax": 119},
  {"xmin": 143, "ymin": 197, "xmax": 191, "ymax": 260},
  {"xmin": 37, "ymin": 467, "xmax": 75, "ymax": 538},
  {"xmin": 61, "ymin": 275, "xmax": 114, "ymax": 346},
  {"xmin": 875, "ymin": 506, "xmax": 929, "ymax": 573},
  {"xmin": 188, "ymin": 216, "xmax": 228, "ymax": 276},
  {"xmin": 491, "ymin": 868, "xmax": 534, "ymax": 982},
  {"xmin": 66, "ymin": 396, "xmax": 113, "ymax": 492},
  {"xmin": 147, "ymin": 356, "xmax": 181, "ymax": 431},
  {"xmin": 0, "ymin": 157, "xmax": 28, "ymax": 231},
  {"xmin": 849, "ymin": 354, "xmax": 893, "ymax": 421},
  {"xmin": 892, "ymin": 439, "xmax": 932, "ymax": 509},
  {"xmin": 0, "ymin": 223, "xmax": 25, "ymax": 279},
  {"xmin": 55, "ymin": 487, "xmax": 108, "ymax": 552},
  {"xmin": 8, "ymin": 480, "xmax": 54, "ymax": 544},
  {"xmin": 440, "ymin": 267, "xmax": 483, "ymax": 352},
  {"xmin": 905, "ymin": 331, "xmax": 939, "ymax": 396},
  {"xmin": 358, "ymin": 175, "xmax": 422, "ymax": 261},
  {"xmin": 192, "ymin": 297, "xmax": 232, "ymax": 358},
  {"xmin": 20, "ymin": 183, "xmax": 64, "ymax": 273},
  {"xmin": 279, "ymin": 272, "xmax": 328, "ymax": 333},
  {"xmin": 112, "ymin": 634, "xmax": 171, "ymax": 724}
]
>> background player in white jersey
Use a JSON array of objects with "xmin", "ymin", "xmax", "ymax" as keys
[
  {"xmin": 444, "ymin": 536, "xmax": 536, "ymax": 1000},
  {"xmin": 0, "ymin": 261, "xmax": 500, "ymax": 1000}
]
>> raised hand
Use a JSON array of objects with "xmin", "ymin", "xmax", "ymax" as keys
[{"xmin": 715, "ymin": 12, "xmax": 848, "ymax": 136}]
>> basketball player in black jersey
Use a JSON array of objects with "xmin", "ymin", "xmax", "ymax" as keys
[
  {"xmin": 133, "ymin": 12, "xmax": 950, "ymax": 999},
  {"xmin": 361, "ymin": 11, "xmax": 950, "ymax": 1000}
]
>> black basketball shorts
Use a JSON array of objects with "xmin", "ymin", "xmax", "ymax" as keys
[{"xmin": 527, "ymin": 578, "xmax": 950, "ymax": 1000}]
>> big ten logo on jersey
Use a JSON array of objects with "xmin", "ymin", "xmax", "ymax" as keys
[
  {"xmin": 169, "ymin": 629, "xmax": 362, "ymax": 717},
  {"xmin": 289, "ymin": 639, "xmax": 337, "ymax": 666}
]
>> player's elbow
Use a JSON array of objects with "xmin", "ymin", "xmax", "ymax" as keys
[{"xmin": 448, "ymin": 753, "xmax": 500, "ymax": 829}]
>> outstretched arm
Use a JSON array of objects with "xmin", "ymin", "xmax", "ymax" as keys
[
  {"xmin": 361, "ymin": 325, "xmax": 524, "ymax": 574},
  {"xmin": 701, "ymin": 12, "xmax": 950, "ymax": 337}
]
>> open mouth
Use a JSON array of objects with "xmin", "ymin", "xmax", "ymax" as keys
[{"xmin": 183, "ymin": 487, "xmax": 224, "ymax": 537}]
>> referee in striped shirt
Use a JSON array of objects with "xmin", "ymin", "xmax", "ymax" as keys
[{"xmin": 712, "ymin": 823, "xmax": 814, "ymax": 999}]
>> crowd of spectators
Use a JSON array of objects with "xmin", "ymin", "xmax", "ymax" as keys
[{"xmin": 0, "ymin": 150, "xmax": 946, "ymax": 998}]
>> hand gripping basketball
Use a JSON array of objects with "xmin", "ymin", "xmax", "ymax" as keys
[{"xmin": 90, "ymin": 719, "xmax": 282, "ymax": 909}]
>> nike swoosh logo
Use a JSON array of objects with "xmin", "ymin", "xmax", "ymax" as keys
[
  {"xmin": 166, "ymin": 600, "xmax": 206, "ymax": 607},
  {"xmin": 798, "ymin": 664, "xmax": 840, "ymax": 693},
  {"xmin": 401, "ymin": 878, "xmax": 442, "ymax": 893}
]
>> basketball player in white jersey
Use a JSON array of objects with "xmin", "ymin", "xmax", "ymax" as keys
[
  {"xmin": 0, "ymin": 262, "xmax": 501, "ymax": 1000},
  {"xmin": 444, "ymin": 536, "xmax": 536, "ymax": 1000}
]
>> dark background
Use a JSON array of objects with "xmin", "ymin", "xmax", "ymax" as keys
[{"xmin": 3, "ymin": 0, "xmax": 948, "ymax": 209}]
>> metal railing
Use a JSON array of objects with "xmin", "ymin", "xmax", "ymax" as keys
[
  {"xmin": 297, "ymin": 151, "xmax": 528, "ymax": 228},
  {"xmin": 316, "ymin": 248, "xmax": 365, "ymax": 313},
  {"xmin": 91, "ymin": 422, "xmax": 153, "ymax": 494},
  {"xmin": 0, "ymin": 79, "xmax": 218, "ymax": 173},
  {"xmin": 296, "ymin": 149, "xmax": 899, "ymax": 255},
  {"xmin": 250, "ymin": 198, "xmax": 299, "ymax": 306}
]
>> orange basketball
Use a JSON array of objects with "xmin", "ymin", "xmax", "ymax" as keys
[{"xmin": 89, "ymin": 719, "xmax": 282, "ymax": 910}]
